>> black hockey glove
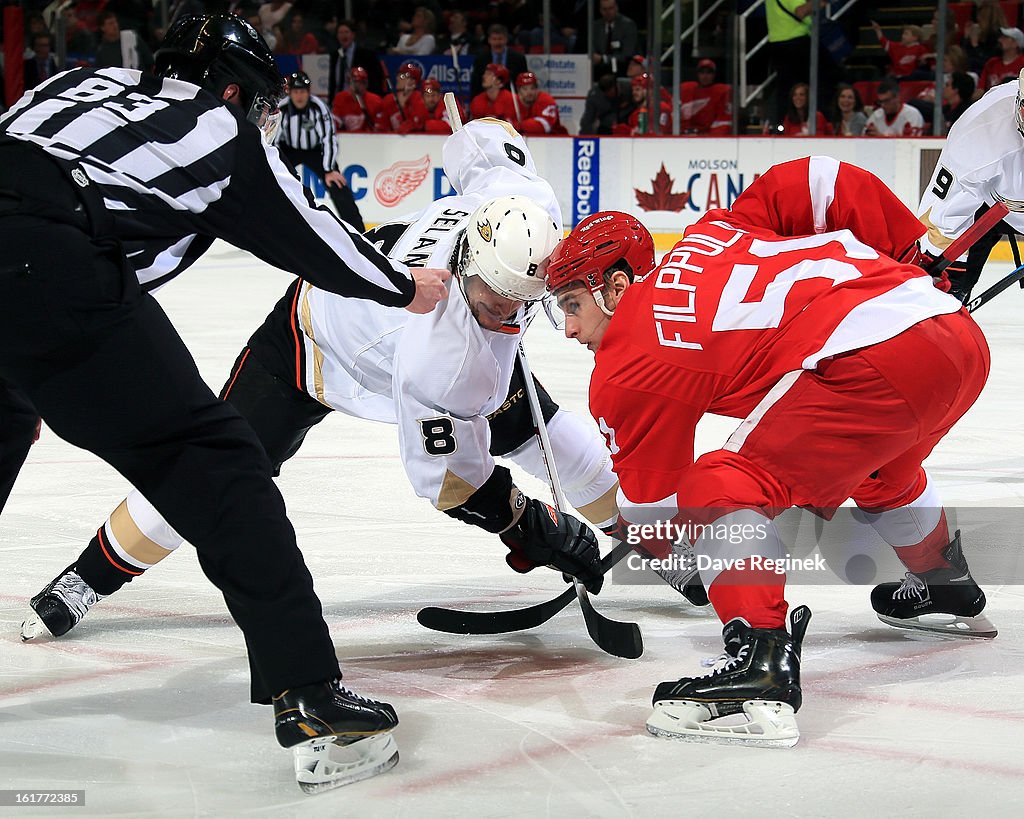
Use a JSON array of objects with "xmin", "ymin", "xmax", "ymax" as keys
[{"xmin": 500, "ymin": 498, "xmax": 604, "ymax": 594}]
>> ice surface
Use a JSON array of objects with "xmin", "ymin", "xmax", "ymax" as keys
[{"xmin": 1, "ymin": 245, "xmax": 1022, "ymax": 817}]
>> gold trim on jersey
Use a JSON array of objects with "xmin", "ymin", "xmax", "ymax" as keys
[
  {"xmin": 576, "ymin": 483, "xmax": 620, "ymax": 528},
  {"xmin": 477, "ymin": 117, "xmax": 520, "ymax": 138},
  {"xmin": 110, "ymin": 500, "xmax": 175, "ymax": 566},
  {"xmin": 919, "ymin": 207, "xmax": 954, "ymax": 251},
  {"xmin": 298, "ymin": 283, "xmax": 329, "ymax": 406},
  {"xmin": 436, "ymin": 469, "xmax": 479, "ymax": 510}
]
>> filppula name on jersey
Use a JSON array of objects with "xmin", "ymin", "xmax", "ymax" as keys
[{"xmin": 626, "ymin": 553, "xmax": 828, "ymax": 575}]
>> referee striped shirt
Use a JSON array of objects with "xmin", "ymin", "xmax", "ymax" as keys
[
  {"xmin": 0, "ymin": 67, "xmax": 413, "ymax": 304},
  {"xmin": 277, "ymin": 94, "xmax": 338, "ymax": 174}
]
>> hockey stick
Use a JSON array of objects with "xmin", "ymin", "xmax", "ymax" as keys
[
  {"xmin": 417, "ymin": 538, "xmax": 634, "ymax": 634},
  {"xmin": 513, "ymin": 345, "xmax": 643, "ymax": 659},
  {"xmin": 926, "ymin": 202, "xmax": 1009, "ymax": 275},
  {"xmin": 966, "ymin": 259, "xmax": 1024, "ymax": 313}
]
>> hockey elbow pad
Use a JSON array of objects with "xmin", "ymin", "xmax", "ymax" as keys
[{"xmin": 443, "ymin": 466, "xmax": 525, "ymax": 534}]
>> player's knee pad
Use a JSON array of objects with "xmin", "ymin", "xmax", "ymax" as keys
[{"xmin": 678, "ymin": 450, "xmax": 790, "ymax": 524}]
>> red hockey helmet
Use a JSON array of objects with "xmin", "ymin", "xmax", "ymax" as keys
[
  {"xmin": 397, "ymin": 61, "xmax": 423, "ymax": 86},
  {"xmin": 544, "ymin": 212, "xmax": 655, "ymax": 305},
  {"xmin": 486, "ymin": 62, "xmax": 510, "ymax": 87},
  {"xmin": 631, "ymin": 72, "xmax": 651, "ymax": 89},
  {"xmin": 516, "ymin": 71, "xmax": 538, "ymax": 88},
  {"xmin": 422, "ymin": 77, "xmax": 442, "ymax": 94},
  {"xmin": 349, "ymin": 66, "xmax": 369, "ymax": 83}
]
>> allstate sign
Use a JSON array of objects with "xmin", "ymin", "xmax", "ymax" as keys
[
  {"xmin": 572, "ymin": 138, "xmax": 599, "ymax": 226},
  {"xmin": 526, "ymin": 54, "xmax": 590, "ymax": 98}
]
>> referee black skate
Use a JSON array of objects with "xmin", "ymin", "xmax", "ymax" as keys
[
  {"xmin": 277, "ymin": 70, "xmax": 366, "ymax": 232},
  {"xmin": 0, "ymin": 14, "xmax": 448, "ymax": 793}
]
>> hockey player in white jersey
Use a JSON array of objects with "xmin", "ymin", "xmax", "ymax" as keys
[
  {"xmin": 918, "ymin": 68, "xmax": 1024, "ymax": 301},
  {"xmin": 26, "ymin": 120, "xmax": 692, "ymax": 660}
]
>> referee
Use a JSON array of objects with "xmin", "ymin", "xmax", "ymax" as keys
[
  {"xmin": 278, "ymin": 71, "xmax": 366, "ymax": 231},
  {"xmin": 0, "ymin": 14, "xmax": 447, "ymax": 789}
]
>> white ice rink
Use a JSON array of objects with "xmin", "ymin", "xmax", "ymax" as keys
[{"xmin": 1, "ymin": 245, "xmax": 1023, "ymax": 818}]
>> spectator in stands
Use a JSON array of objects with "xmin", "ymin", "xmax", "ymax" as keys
[
  {"xmin": 470, "ymin": 24, "xmax": 528, "ymax": 97},
  {"xmin": 329, "ymin": 19, "xmax": 386, "ymax": 100},
  {"xmin": 976, "ymin": 26, "xmax": 1024, "ymax": 98},
  {"xmin": 61, "ymin": 5, "xmax": 97, "ymax": 58},
  {"xmin": 864, "ymin": 78, "xmax": 925, "ymax": 136},
  {"xmin": 514, "ymin": 72, "xmax": 567, "ymax": 135},
  {"xmin": 967, "ymin": 0, "xmax": 1009, "ymax": 62},
  {"xmin": 23, "ymin": 33, "xmax": 60, "ymax": 91},
  {"xmin": 389, "ymin": 7, "xmax": 437, "ymax": 56},
  {"xmin": 422, "ymin": 78, "xmax": 460, "ymax": 133},
  {"xmin": 376, "ymin": 62, "xmax": 428, "ymax": 133},
  {"xmin": 498, "ymin": 0, "xmax": 536, "ymax": 39},
  {"xmin": 829, "ymin": 82, "xmax": 867, "ymax": 136},
  {"xmin": 470, "ymin": 63, "xmax": 518, "ymax": 123},
  {"xmin": 614, "ymin": 74, "xmax": 671, "ymax": 135},
  {"xmin": 766, "ymin": 0, "xmax": 812, "ymax": 123},
  {"xmin": 258, "ymin": 1, "xmax": 293, "ymax": 51},
  {"xmin": 275, "ymin": 11, "xmax": 320, "ymax": 55},
  {"xmin": 277, "ymin": 71, "xmax": 366, "ymax": 233},
  {"xmin": 94, "ymin": 11, "xmax": 153, "ymax": 72},
  {"xmin": 943, "ymin": 72, "xmax": 977, "ymax": 130},
  {"xmin": 871, "ymin": 21, "xmax": 929, "ymax": 80},
  {"xmin": 23, "ymin": 14, "xmax": 50, "ymax": 51},
  {"xmin": 679, "ymin": 58, "xmax": 731, "ymax": 135},
  {"xmin": 516, "ymin": 12, "xmax": 576, "ymax": 53},
  {"xmin": 592, "ymin": 0, "xmax": 638, "ymax": 78},
  {"xmin": 436, "ymin": 10, "xmax": 474, "ymax": 56},
  {"xmin": 778, "ymin": 81, "xmax": 832, "ymax": 136},
  {"xmin": 333, "ymin": 66, "xmax": 384, "ymax": 133},
  {"xmin": 580, "ymin": 74, "xmax": 624, "ymax": 135}
]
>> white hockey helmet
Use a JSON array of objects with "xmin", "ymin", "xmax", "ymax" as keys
[
  {"xmin": 1017, "ymin": 68, "xmax": 1024, "ymax": 138},
  {"xmin": 460, "ymin": 195, "xmax": 561, "ymax": 302}
]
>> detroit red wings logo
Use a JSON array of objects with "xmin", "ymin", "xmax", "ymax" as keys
[{"xmin": 374, "ymin": 155, "xmax": 431, "ymax": 207}]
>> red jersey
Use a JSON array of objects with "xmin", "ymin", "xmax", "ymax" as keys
[
  {"xmin": 979, "ymin": 54, "xmax": 1024, "ymax": 92},
  {"xmin": 879, "ymin": 36, "xmax": 928, "ymax": 77},
  {"xmin": 626, "ymin": 100, "xmax": 673, "ymax": 134},
  {"xmin": 469, "ymin": 89, "xmax": 518, "ymax": 124},
  {"xmin": 588, "ymin": 157, "xmax": 960, "ymax": 509},
  {"xmin": 679, "ymin": 82, "xmax": 731, "ymax": 134},
  {"xmin": 516, "ymin": 92, "xmax": 567, "ymax": 134},
  {"xmin": 780, "ymin": 111, "xmax": 833, "ymax": 136},
  {"xmin": 376, "ymin": 91, "xmax": 428, "ymax": 133},
  {"xmin": 332, "ymin": 90, "xmax": 383, "ymax": 133},
  {"xmin": 423, "ymin": 99, "xmax": 462, "ymax": 134}
]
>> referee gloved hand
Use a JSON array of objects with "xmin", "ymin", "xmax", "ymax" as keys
[{"xmin": 405, "ymin": 267, "xmax": 451, "ymax": 313}]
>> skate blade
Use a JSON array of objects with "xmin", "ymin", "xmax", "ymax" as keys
[
  {"xmin": 293, "ymin": 731, "xmax": 399, "ymax": 794},
  {"xmin": 877, "ymin": 612, "xmax": 997, "ymax": 639},
  {"xmin": 646, "ymin": 700, "xmax": 800, "ymax": 748},
  {"xmin": 20, "ymin": 612, "xmax": 46, "ymax": 642}
]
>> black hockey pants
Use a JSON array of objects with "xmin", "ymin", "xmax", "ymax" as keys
[{"xmin": 0, "ymin": 145, "xmax": 339, "ymax": 704}]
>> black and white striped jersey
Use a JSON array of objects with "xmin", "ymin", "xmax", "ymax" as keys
[
  {"xmin": 276, "ymin": 94, "xmax": 338, "ymax": 174},
  {"xmin": 0, "ymin": 67, "xmax": 414, "ymax": 304}
]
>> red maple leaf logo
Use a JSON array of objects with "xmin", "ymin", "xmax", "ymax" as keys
[{"xmin": 635, "ymin": 164, "xmax": 689, "ymax": 212}]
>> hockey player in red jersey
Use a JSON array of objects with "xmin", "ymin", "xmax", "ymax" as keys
[
  {"xmin": 616, "ymin": 73, "xmax": 672, "ymax": 135},
  {"xmin": 332, "ymin": 66, "xmax": 383, "ymax": 133},
  {"xmin": 514, "ymin": 72, "xmax": 567, "ymax": 135},
  {"xmin": 543, "ymin": 156, "xmax": 995, "ymax": 747},
  {"xmin": 470, "ymin": 63, "xmax": 518, "ymax": 124},
  {"xmin": 376, "ymin": 62, "xmax": 428, "ymax": 133},
  {"xmin": 422, "ymin": 78, "xmax": 460, "ymax": 133},
  {"xmin": 679, "ymin": 58, "xmax": 731, "ymax": 135}
]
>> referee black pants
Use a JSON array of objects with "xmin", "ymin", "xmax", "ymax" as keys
[
  {"xmin": 0, "ymin": 379, "xmax": 39, "ymax": 511},
  {"xmin": 0, "ymin": 214, "xmax": 340, "ymax": 704},
  {"xmin": 279, "ymin": 146, "xmax": 366, "ymax": 233}
]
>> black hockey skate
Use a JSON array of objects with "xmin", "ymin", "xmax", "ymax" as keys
[
  {"xmin": 646, "ymin": 605, "xmax": 811, "ymax": 747},
  {"xmin": 871, "ymin": 530, "xmax": 996, "ymax": 639},
  {"xmin": 274, "ymin": 678, "xmax": 400, "ymax": 793},
  {"xmin": 21, "ymin": 565, "xmax": 106, "ymax": 640}
]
